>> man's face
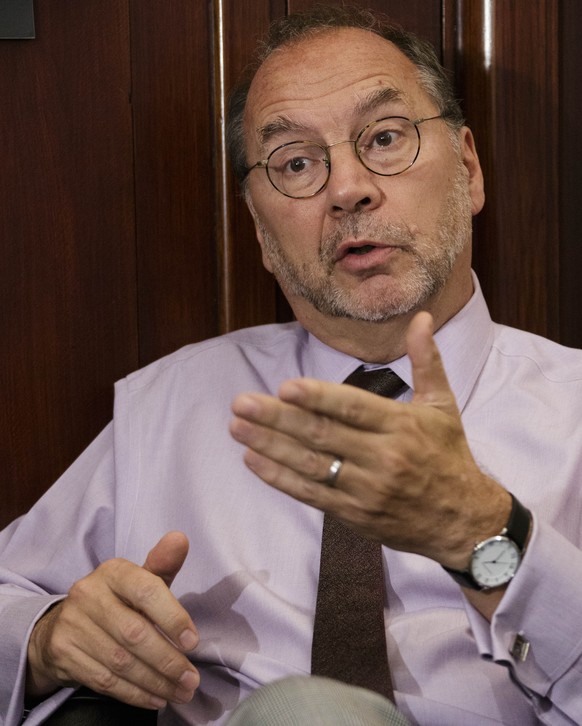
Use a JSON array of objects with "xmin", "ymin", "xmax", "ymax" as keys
[{"xmin": 244, "ymin": 28, "xmax": 484, "ymax": 324}]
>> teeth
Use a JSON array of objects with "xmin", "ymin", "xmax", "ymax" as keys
[{"xmin": 350, "ymin": 245, "xmax": 375, "ymax": 255}]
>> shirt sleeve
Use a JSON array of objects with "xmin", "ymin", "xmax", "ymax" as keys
[
  {"xmin": 464, "ymin": 516, "xmax": 582, "ymax": 725},
  {"xmin": 0, "ymin": 424, "xmax": 116, "ymax": 725}
]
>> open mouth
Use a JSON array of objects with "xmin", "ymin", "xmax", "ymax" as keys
[{"xmin": 348, "ymin": 244, "xmax": 376, "ymax": 256}]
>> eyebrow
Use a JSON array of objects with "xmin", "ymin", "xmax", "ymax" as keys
[
  {"xmin": 257, "ymin": 117, "xmax": 309, "ymax": 147},
  {"xmin": 352, "ymin": 87, "xmax": 405, "ymax": 118},
  {"xmin": 256, "ymin": 87, "xmax": 406, "ymax": 149}
]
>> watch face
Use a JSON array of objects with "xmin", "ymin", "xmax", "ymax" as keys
[{"xmin": 471, "ymin": 536, "xmax": 521, "ymax": 588}]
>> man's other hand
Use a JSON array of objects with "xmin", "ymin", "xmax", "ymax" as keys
[{"xmin": 26, "ymin": 531, "xmax": 199, "ymax": 710}]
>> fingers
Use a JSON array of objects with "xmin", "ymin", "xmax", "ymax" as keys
[
  {"xmin": 230, "ymin": 392, "xmax": 402, "ymax": 529},
  {"xmin": 27, "ymin": 535, "xmax": 200, "ymax": 709},
  {"xmin": 230, "ymin": 312, "xmax": 464, "ymax": 500},
  {"xmin": 233, "ymin": 311, "xmax": 457, "ymax": 435},
  {"xmin": 40, "ymin": 600, "xmax": 195, "ymax": 709},
  {"xmin": 232, "ymin": 380, "xmax": 396, "ymax": 442},
  {"xmin": 108, "ymin": 537, "xmax": 198, "ymax": 654},
  {"xmin": 230, "ymin": 311, "xmax": 462, "ymax": 474},
  {"xmin": 74, "ymin": 559, "xmax": 199, "ymax": 704},
  {"xmin": 233, "ymin": 415, "xmax": 337, "ymax": 483},
  {"xmin": 230, "ymin": 388, "xmax": 389, "ymax": 483},
  {"xmin": 241, "ymin": 447, "xmax": 344, "ymax": 510}
]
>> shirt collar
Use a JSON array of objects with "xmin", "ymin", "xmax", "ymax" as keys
[{"xmin": 302, "ymin": 273, "xmax": 494, "ymax": 413}]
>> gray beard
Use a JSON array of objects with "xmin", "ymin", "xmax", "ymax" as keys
[{"xmin": 256, "ymin": 163, "xmax": 473, "ymax": 322}]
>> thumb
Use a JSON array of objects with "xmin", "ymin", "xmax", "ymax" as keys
[
  {"xmin": 407, "ymin": 311, "xmax": 459, "ymax": 418},
  {"xmin": 143, "ymin": 530, "xmax": 189, "ymax": 588}
]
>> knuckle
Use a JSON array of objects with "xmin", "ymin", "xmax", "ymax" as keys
[
  {"xmin": 109, "ymin": 645, "xmax": 136, "ymax": 673},
  {"xmin": 348, "ymin": 507, "xmax": 370, "ymax": 528},
  {"xmin": 382, "ymin": 449, "xmax": 410, "ymax": 476},
  {"xmin": 68, "ymin": 575, "xmax": 93, "ymax": 601},
  {"xmin": 300, "ymin": 448, "xmax": 324, "ymax": 478},
  {"xmin": 307, "ymin": 414, "xmax": 333, "ymax": 448},
  {"xmin": 297, "ymin": 480, "xmax": 322, "ymax": 508},
  {"xmin": 339, "ymin": 399, "xmax": 367, "ymax": 425},
  {"xmin": 118, "ymin": 614, "xmax": 149, "ymax": 647},
  {"xmin": 133, "ymin": 577, "xmax": 162, "ymax": 608},
  {"xmin": 49, "ymin": 601, "xmax": 75, "ymax": 633},
  {"xmin": 46, "ymin": 628, "xmax": 70, "ymax": 664},
  {"xmin": 93, "ymin": 668, "xmax": 119, "ymax": 693},
  {"xmin": 344, "ymin": 493, "xmax": 387, "ymax": 528},
  {"xmin": 97, "ymin": 557, "xmax": 127, "ymax": 580},
  {"xmin": 394, "ymin": 407, "xmax": 419, "ymax": 432},
  {"xmin": 71, "ymin": 558, "xmax": 131, "ymax": 599}
]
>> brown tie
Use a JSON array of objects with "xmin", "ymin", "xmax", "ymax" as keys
[{"xmin": 310, "ymin": 367, "xmax": 407, "ymax": 700}]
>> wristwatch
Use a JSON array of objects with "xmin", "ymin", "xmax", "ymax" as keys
[{"xmin": 443, "ymin": 493, "xmax": 532, "ymax": 590}]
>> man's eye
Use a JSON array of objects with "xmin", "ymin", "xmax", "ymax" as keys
[
  {"xmin": 285, "ymin": 157, "xmax": 311, "ymax": 174},
  {"xmin": 372, "ymin": 130, "xmax": 395, "ymax": 147}
]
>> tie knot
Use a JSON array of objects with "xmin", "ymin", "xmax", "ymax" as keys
[{"xmin": 343, "ymin": 366, "xmax": 406, "ymax": 399}]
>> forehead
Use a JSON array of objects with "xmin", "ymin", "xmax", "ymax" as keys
[{"xmin": 245, "ymin": 27, "xmax": 432, "ymax": 146}]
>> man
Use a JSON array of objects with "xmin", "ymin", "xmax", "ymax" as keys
[{"xmin": 1, "ymin": 5, "xmax": 581, "ymax": 725}]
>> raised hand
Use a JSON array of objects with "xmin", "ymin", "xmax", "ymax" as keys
[
  {"xmin": 26, "ymin": 531, "xmax": 199, "ymax": 710},
  {"xmin": 230, "ymin": 312, "xmax": 510, "ymax": 571}
]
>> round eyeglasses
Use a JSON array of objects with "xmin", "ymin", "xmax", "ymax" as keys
[{"xmin": 245, "ymin": 115, "xmax": 444, "ymax": 199}]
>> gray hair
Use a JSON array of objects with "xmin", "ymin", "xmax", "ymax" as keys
[{"xmin": 226, "ymin": 4, "xmax": 464, "ymax": 187}]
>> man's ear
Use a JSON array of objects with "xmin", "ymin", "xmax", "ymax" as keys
[
  {"xmin": 460, "ymin": 126, "xmax": 485, "ymax": 216},
  {"xmin": 245, "ymin": 193, "xmax": 274, "ymax": 273}
]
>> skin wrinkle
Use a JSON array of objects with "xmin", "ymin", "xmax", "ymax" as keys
[
  {"xmin": 256, "ymin": 87, "xmax": 405, "ymax": 151},
  {"xmin": 249, "ymin": 159, "xmax": 472, "ymax": 322},
  {"xmin": 352, "ymin": 87, "xmax": 405, "ymax": 121},
  {"xmin": 258, "ymin": 117, "xmax": 309, "ymax": 148},
  {"xmin": 244, "ymin": 28, "xmax": 482, "ymax": 362}
]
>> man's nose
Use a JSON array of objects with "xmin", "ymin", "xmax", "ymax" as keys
[{"xmin": 324, "ymin": 142, "xmax": 383, "ymax": 216}]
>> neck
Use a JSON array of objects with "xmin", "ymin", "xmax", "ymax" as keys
[{"xmin": 289, "ymin": 272, "xmax": 474, "ymax": 364}]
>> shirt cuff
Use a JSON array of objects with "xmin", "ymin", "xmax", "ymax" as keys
[
  {"xmin": 464, "ymin": 516, "xmax": 582, "ymax": 696},
  {"xmin": 0, "ymin": 591, "xmax": 67, "ymax": 725}
]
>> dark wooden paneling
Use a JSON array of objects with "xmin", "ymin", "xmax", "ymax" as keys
[
  {"xmin": 457, "ymin": 0, "xmax": 560, "ymax": 340},
  {"xmin": 130, "ymin": 0, "xmax": 219, "ymax": 364},
  {"xmin": 287, "ymin": 0, "xmax": 442, "ymax": 50},
  {"xmin": 217, "ymin": 0, "xmax": 288, "ymax": 333},
  {"xmin": 0, "ymin": 1, "xmax": 137, "ymax": 527},
  {"xmin": 559, "ymin": 0, "xmax": 582, "ymax": 348}
]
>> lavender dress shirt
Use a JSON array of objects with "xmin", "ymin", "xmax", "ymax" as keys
[{"xmin": 1, "ymin": 277, "xmax": 581, "ymax": 726}]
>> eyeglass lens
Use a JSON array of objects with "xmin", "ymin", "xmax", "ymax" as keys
[{"xmin": 266, "ymin": 117, "xmax": 421, "ymax": 198}]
